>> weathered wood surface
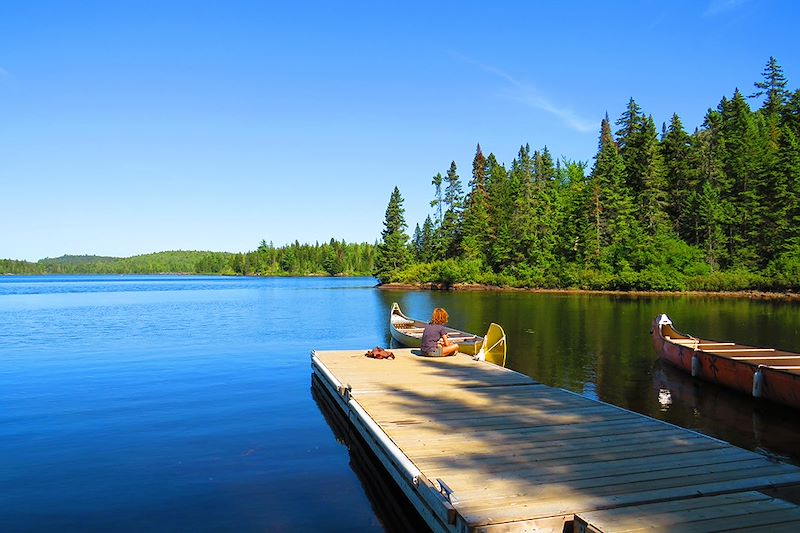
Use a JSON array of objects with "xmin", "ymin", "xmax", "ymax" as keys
[
  {"xmin": 574, "ymin": 491, "xmax": 800, "ymax": 532},
  {"xmin": 312, "ymin": 348, "xmax": 800, "ymax": 532}
]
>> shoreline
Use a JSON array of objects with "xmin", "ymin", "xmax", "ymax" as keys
[{"xmin": 378, "ymin": 282, "xmax": 800, "ymax": 301}]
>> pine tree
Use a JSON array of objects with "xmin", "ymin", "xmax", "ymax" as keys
[
  {"xmin": 472, "ymin": 143, "xmax": 487, "ymax": 191},
  {"xmin": 528, "ymin": 147, "xmax": 558, "ymax": 269},
  {"xmin": 429, "ymin": 172, "xmax": 445, "ymax": 259},
  {"xmin": 784, "ymin": 89, "xmax": 800, "ymax": 136},
  {"xmin": 374, "ymin": 187, "xmax": 411, "ymax": 282},
  {"xmin": 411, "ymin": 223, "xmax": 423, "ymax": 261},
  {"xmin": 588, "ymin": 114, "xmax": 637, "ymax": 268},
  {"xmin": 461, "ymin": 144, "xmax": 492, "ymax": 262},
  {"xmin": 615, "ymin": 97, "xmax": 645, "ymax": 190},
  {"xmin": 441, "ymin": 161, "xmax": 464, "ymax": 258},
  {"xmin": 536, "ymin": 146, "xmax": 556, "ymax": 183},
  {"xmin": 773, "ymin": 125, "xmax": 800, "ymax": 250},
  {"xmin": 719, "ymin": 89, "xmax": 762, "ymax": 268},
  {"xmin": 485, "ymin": 154, "xmax": 513, "ymax": 270},
  {"xmin": 637, "ymin": 115, "xmax": 669, "ymax": 232},
  {"xmin": 508, "ymin": 145, "xmax": 538, "ymax": 265},
  {"xmin": 430, "ymin": 172, "xmax": 444, "ymax": 226},
  {"xmin": 661, "ymin": 114, "xmax": 696, "ymax": 238},
  {"xmin": 751, "ymin": 56, "xmax": 789, "ymax": 117},
  {"xmin": 696, "ymin": 181, "xmax": 730, "ymax": 269},
  {"xmin": 420, "ymin": 215, "xmax": 436, "ymax": 263},
  {"xmin": 553, "ymin": 159, "xmax": 590, "ymax": 265},
  {"xmin": 692, "ymin": 108, "xmax": 730, "ymax": 263}
]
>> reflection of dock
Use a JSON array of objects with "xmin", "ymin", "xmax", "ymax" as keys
[
  {"xmin": 312, "ymin": 348, "xmax": 800, "ymax": 532},
  {"xmin": 311, "ymin": 379, "xmax": 431, "ymax": 533}
]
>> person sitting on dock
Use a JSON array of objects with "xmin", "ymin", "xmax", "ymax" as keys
[{"xmin": 421, "ymin": 307, "xmax": 459, "ymax": 357}]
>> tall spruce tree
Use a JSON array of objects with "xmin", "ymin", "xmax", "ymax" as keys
[
  {"xmin": 661, "ymin": 114, "xmax": 696, "ymax": 239},
  {"xmin": 637, "ymin": 115, "xmax": 669, "ymax": 232},
  {"xmin": 751, "ymin": 56, "xmax": 789, "ymax": 116},
  {"xmin": 508, "ymin": 145, "xmax": 537, "ymax": 265},
  {"xmin": 485, "ymin": 154, "xmax": 514, "ymax": 269},
  {"xmin": 420, "ymin": 215, "xmax": 436, "ymax": 263},
  {"xmin": 429, "ymin": 172, "xmax": 445, "ymax": 259},
  {"xmin": 554, "ymin": 159, "xmax": 590, "ymax": 265},
  {"xmin": 693, "ymin": 108, "xmax": 730, "ymax": 266},
  {"xmin": 529, "ymin": 147, "xmax": 559, "ymax": 269},
  {"xmin": 773, "ymin": 125, "xmax": 800, "ymax": 250},
  {"xmin": 461, "ymin": 144, "xmax": 492, "ymax": 262},
  {"xmin": 785, "ymin": 89, "xmax": 800, "ymax": 135},
  {"xmin": 374, "ymin": 186, "xmax": 411, "ymax": 282},
  {"xmin": 615, "ymin": 97, "xmax": 645, "ymax": 190},
  {"xmin": 411, "ymin": 223, "xmax": 423, "ymax": 261},
  {"xmin": 441, "ymin": 161, "xmax": 464, "ymax": 258},
  {"xmin": 719, "ymin": 89, "xmax": 762, "ymax": 268},
  {"xmin": 430, "ymin": 172, "xmax": 444, "ymax": 225},
  {"xmin": 588, "ymin": 115, "xmax": 637, "ymax": 267}
]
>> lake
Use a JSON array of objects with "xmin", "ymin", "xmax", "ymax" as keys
[{"xmin": 2, "ymin": 276, "xmax": 799, "ymax": 531}]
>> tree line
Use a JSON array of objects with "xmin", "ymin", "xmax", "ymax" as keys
[
  {"xmin": 1, "ymin": 240, "xmax": 376, "ymax": 276},
  {"xmin": 375, "ymin": 57, "xmax": 800, "ymax": 292}
]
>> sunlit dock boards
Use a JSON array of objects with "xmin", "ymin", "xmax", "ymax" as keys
[
  {"xmin": 311, "ymin": 348, "xmax": 800, "ymax": 532},
  {"xmin": 573, "ymin": 491, "xmax": 800, "ymax": 532}
]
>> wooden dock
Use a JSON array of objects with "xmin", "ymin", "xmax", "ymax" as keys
[{"xmin": 311, "ymin": 348, "xmax": 800, "ymax": 532}]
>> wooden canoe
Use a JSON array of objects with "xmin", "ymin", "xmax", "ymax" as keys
[
  {"xmin": 651, "ymin": 314, "xmax": 800, "ymax": 410},
  {"xmin": 389, "ymin": 303, "xmax": 507, "ymax": 366}
]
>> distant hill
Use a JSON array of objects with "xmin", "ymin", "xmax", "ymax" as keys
[
  {"xmin": 37, "ymin": 251, "xmax": 232, "ymax": 274},
  {"xmin": 38, "ymin": 255, "xmax": 120, "ymax": 266},
  {"xmin": 2, "ymin": 241, "xmax": 375, "ymax": 277}
]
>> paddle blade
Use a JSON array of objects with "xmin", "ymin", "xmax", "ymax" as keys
[{"xmin": 480, "ymin": 323, "xmax": 507, "ymax": 367}]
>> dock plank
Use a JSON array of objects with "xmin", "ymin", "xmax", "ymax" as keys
[
  {"xmin": 575, "ymin": 491, "xmax": 800, "ymax": 532},
  {"xmin": 312, "ymin": 348, "xmax": 800, "ymax": 531}
]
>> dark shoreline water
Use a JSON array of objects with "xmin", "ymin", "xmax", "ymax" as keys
[{"xmin": 2, "ymin": 275, "xmax": 798, "ymax": 531}]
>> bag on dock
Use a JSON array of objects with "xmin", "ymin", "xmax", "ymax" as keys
[{"xmin": 365, "ymin": 347, "xmax": 395, "ymax": 360}]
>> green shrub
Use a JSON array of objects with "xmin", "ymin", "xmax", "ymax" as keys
[
  {"xmin": 635, "ymin": 267, "xmax": 687, "ymax": 291},
  {"xmin": 575, "ymin": 269, "xmax": 615, "ymax": 290},
  {"xmin": 764, "ymin": 247, "xmax": 800, "ymax": 291},
  {"xmin": 389, "ymin": 259, "xmax": 487, "ymax": 286}
]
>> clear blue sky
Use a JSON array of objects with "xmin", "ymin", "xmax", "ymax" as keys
[{"xmin": 2, "ymin": 0, "xmax": 798, "ymax": 261}]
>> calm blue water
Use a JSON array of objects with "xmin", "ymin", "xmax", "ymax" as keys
[
  {"xmin": 0, "ymin": 276, "xmax": 389, "ymax": 532},
  {"xmin": 3, "ymin": 276, "xmax": 799, "ymax": 531}
]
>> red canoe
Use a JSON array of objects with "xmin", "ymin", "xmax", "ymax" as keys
[{"xmin": 651, "ymin": 314, "xmax": 800, "ymax": 410}]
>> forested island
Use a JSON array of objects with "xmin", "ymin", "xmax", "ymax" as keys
[
  {"xmin": 375, "ymin": 57, "xmax": 800, "ymax": 293},
  {"xmin": 1, "ymin": 241, "xmax": 375, "ymax": 276}
]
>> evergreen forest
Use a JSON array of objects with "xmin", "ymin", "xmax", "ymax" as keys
[
  {"xmin": 1, "ymin": 240, "xmax": 375, "ymax": 277},
  {"xmin": 375, "ymin": 58, "xmax": 800, "ymax": 292}
]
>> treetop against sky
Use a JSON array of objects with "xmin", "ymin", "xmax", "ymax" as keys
[{"xmin": 1, "ymin": 0, "xmax": 798, "ymax": 261}]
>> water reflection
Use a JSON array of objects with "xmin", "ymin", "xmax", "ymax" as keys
[
  {"xmin": 311, "ymin": 376, "xmax": 431, "ymax": 533},
  {"xmin": 652, "ymin": 359, "xmax": 800, "ymax": 464}
]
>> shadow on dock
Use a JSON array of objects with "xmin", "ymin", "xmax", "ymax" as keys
[
  {"xmin": 311, "ymin": 375, "xmax": 432, "ymax": 533},
  {"xmin": 312, "ymin": 349, "xmax": 800, "ymax": 530}
]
